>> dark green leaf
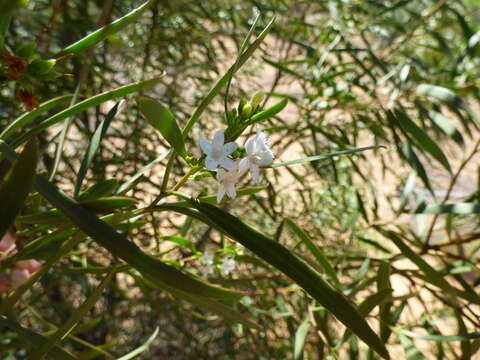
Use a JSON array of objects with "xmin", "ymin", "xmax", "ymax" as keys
[
  {"xmin": 137, "ymin": 97, "xmax": 187, "ymax": 157},
  {"xmin": 0, "ymin": 138, "xmax": 38, "ymax": 238},
  {"xmin": 56, "ymin": 0, "xmax": 154, "ymax": 56},
  {"xmin": 74, "ymin": 101, "xmax": 123, "ymax": 198}
]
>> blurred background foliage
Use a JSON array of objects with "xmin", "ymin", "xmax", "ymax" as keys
[{"xmin": 1, "ymin": 0, "xmax": 480, "ymax": 358}]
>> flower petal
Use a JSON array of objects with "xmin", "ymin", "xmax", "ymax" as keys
[
  {"xmin": 205, "ymin": 157, "xmax": 218, "ymax": 171},
  {"xmin": 217, "ymin": 186, "xmax": 226, "ymax": 203},
  {"xmin": 239, "ymin": 157, "xmax": 250, "ymax": 174},
  {"xmin": 223, "ymin": 142, "xmax": 238, "ymax": 155},
  {"xmin": 245, "ymin": 137, "xmax": 255, "ymax": 155},
  {"xmin": 213, "ymin": 130, "xmax": 225, "ymax": 147},
  {"xmin": 258, "ymin": 151, "xmax": 274, "ymax": 167},
  {"xmin": 199, "ymin": 137, "xmax": 212, "ymax": 154},
  {"xmin": 226, "ymin": 182, "xmax": 237, "ymax": 199},
  {"xmin": 219, "ymin": 157, "xmax": 236, "ymax": 170},
  {"xmin": 250, "ymin": 163, "xmax": 261, "ymax": 183}
]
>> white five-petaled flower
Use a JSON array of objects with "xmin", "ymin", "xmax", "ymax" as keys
[
  {"xmin": 216, "ymin": 162, "xmax": 245, "ymax": 203},
  {"xmin": 200, "ymin": 130, "xmax": 238, "ymax": 171},
  {"xmin": 239, "ymin": 127, "xmax": 274, "ymax": 183},
  {"xmin": 221, "ymin": 255, "xmax": 236, "ymax": 276}
]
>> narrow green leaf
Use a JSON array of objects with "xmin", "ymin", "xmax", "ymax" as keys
[
  {"xmin": 402, "ymin": 141, "xmax": 434, "ymax": 197},
  {"xmin": 186, "ymin": 201, "xmax": 390, "ymax": 359},
  {"xmin": 79, "ymin": 196, "xmax": 136, "ymax": 213},
  {"xmin": 56, "ymin": 0, "xmax": 154, "ymax": 57},
  {"xmin": 0, "ymin": 138, "xmax": 38, "ymax": 238},
  {"xmin": 117, "ymin": 150, "xmax": 171, "ymax": 194},
  {"xmin": 397, "ymin": 172, "xmax": 417, "ymax": 214},
  {"xmin": 30, "ymin": 267, "xmax": 117, "ymax": 360},
  {"xmin": 398, "ymin": 333, "xmax": 427, "ymax": 360},
  {"xmin": 74, "ymin": 101, "xmax": 123, "ymax": 198},
  {"xmin": 12, "ymin": 76, "xmax": 165, "ymax": 149},
  {"xmin": 263, "ymin": 57, "xmax": 306, "ymax": 79},
  {"xmin": 377, "ymin": 262, "xmax": 392, "ymax": 342},
  {"xmin": 397, "ymin": 329, "xmax": 480, "ymax": 342},
  {"xmin": 413, "ymin": 202, "xmax": 480, "ymax": 214},
  {"xmin": 428, "ymin": 110, "xmax": 464, "ymax": 146},
  {"xmin": 376, "ymin": 229, "xmax": 457, "ymax": 297},
  {"xmin": 78, "ymin": 179, "xmax": 118, "ymax": 201},
  {"xmin": 416, "ymin": 84, "xmax": 462, "ymax": 105},
  {"xmin": 393, "ymin": 109, "xmax": 451, "ymax": 173},
  {"xmin": 294, "ymin": 318, "xmax": 311, "ymax": 360},
  {"xmin": 271, "ymin": 146, "xmax": 385, "ymax": 168},
  {"xmin": 159, "ymin": 235, "xmax": 196, "ymax": 252},
  {"xmin": 33, "ymin": 175, "xmax": 241, "ymax": 302},
  {"xmin": 340, "ymin": 289, "xmax": 393, "ymax": 344},
  {"xmin": 137, "ymin": 97, "xmax": 187, "ymax": 157},
  {"xmin": 117, "ymin": 327, "xmax": 159, "ymax": 360},
  {"xmin": 284, "ymin": 218, "xmax": 340, "ymax": 286},
  {"xmin": 0, "ymin": 95, "xmax": 73, "ymax": 140}
]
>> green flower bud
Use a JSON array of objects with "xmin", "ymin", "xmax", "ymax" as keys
[
  {"xmin": 250, "ymin": 90, "xmax": 265, "ymax": 108},
  {"xmin": 241, "ymin": 103, "xmax": 252, "ymax": 117},
  {"xmin": 28, "ymin": 59, "xmax": 56, "ymax": 75}
]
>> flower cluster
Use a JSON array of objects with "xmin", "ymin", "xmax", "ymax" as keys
[
  {"xmin": 200, "ymin": 126, "xmax": 274, "ymax": 203},
  {"xmin": 199, "ymin": 249, "xmax": 236, "ymax": 277},
  {"xmin": 0, "ymin": 232, "xmax": 42, "ymax": 292}
]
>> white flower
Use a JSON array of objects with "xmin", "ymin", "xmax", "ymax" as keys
[
  {"xmin": 239, "ymin": 127, "xmax": 274, "ymax": 183},
  {"xmin": 200, "ymin": 249, "xmax": 214, "ymax": 265},
  {"xmin": 221, "ymin": 255, "xmax": 236, "ymax": 276},
  {"xmin": 200, "ymin": 249, "xmax": 215, "ymax": 277},
  {"xmin": 216, "ymin": 162, "xmax": 244, "ymax": 203},
  {"xmin": 200, "ymin": 130, "xmax": 238, "ymax": 171}
]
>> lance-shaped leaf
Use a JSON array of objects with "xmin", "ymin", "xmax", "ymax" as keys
[
  {"xmin": 56, "ymin": 0, "xmax": 154, "ymax": 56},
  {"xmin": 396, "ymin": 328, "xmax": 480, "ymax": 342},
  {"xmin": 117, "ymin": 327, "xmax": 159, "ymax": 360},
  {"xmin": 137, "ymin": 97, "xmax": 187, "ymax": 157},
  {"xmin": 393, "ymin": 109, "xmax": 451, "ymax": 173},
  {"xmin": 0, "ymin": 138, "xmax": 38, "ymax": 239},
  {"xmin": 284, "ymin": 218, "xmax": 339, "ymax": 286},
  {"xmin": 182, "ymin": 201, "xmax": 390, "ymax": 359},
  {"xmin": 11, "ymin": 76, "xmax": 164, "ymax": 149},
  {"xmin": 413, "ymin": 202, "xmax": 480, "ymax": 214},
  {"xmin": 74, "ymin": 101, "xmax": 123, "ymax": 198},
  {"xmin": 271, "ymin": 146, "xmax": 385, "ymax": 168},
  {"xmin": 294, "ymin": 318, "xmax": 311, "ymax": 360},
  {"xmin": 33, "ymin": 175, "xmax": 241, "ymax": 301},
  {"xmin": 0, "ymin": 95, "xmax": 73, "ymax": 140}
]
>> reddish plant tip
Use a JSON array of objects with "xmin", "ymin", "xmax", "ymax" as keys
[
  {"xmin": 17, "ymin": 89, "xmax": 39, "ymax": 111},
  {"xmin": 1, "ymin": 51, "xmax": 28, "ymax": 79}
]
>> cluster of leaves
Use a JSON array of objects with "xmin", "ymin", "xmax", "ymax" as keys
[{"xmin": 1, "ymin": 0, "xmax": 480, "ymax": 359}]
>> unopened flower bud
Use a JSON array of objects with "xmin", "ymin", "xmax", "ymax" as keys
[
  {"xmin": 10, "ymin": 268, "xmax": 30, "ymax": 289},
  {"xmin": 241, "ymin": 103, "xmax": 252, "ymax": 117},
  {"xmin": 250, "ymin": 91, "xmax": 265, "ymax": 108},
  {"xmin": 14, "ymin": 259, "xmax": 42, "ymax": 274}
]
